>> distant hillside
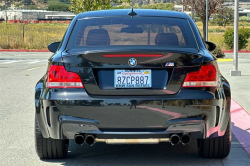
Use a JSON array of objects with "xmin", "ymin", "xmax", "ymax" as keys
[
  {"xmin": 0, "ymin": 0, "xmax": 70, "ymax": 11},
  {"xmin": 18, "ymin": 0, "xmax": 69, "ymax": 6},
  {"xmin": 1, "ymin": 0, "xmax": 70, "ymax": 9},
  {"xmin": 2, "ymin": 0, "xmax": 173, "ymax": 8},
  {"xmin": 0, "ymin": 0, "xmax": 177, "ymax": 11}
]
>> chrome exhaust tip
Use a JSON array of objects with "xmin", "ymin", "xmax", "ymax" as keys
[
  {"xmin": 85, "ymin": 135, "xmax": 95, "ymax": 146},
  {"xmin": 170, "ymin": 134, "xmax": 180, "ymax": 145},
  {"xmin": 74, "ymin": 134, "xmax": 85, "ymax": 145},
  {"xmin": 181, "ymin": 134, "xmax": 191, "ymax": 145}
]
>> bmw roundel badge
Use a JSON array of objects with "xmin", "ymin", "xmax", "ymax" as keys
[{"xmin": 128, "ymin": 58, "xmax": 137, "ymax": 67}]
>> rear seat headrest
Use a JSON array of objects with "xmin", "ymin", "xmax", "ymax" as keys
[
  {"xmin": 86, "ymin": 29, "xmax": 110, "ymax": 46},
  {"xmin": 155, "ymin": 33, "xmax": 179, "ymax": 46}
]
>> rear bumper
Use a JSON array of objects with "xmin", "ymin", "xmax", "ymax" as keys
[
  {"xmin": 59, "ymin": 115, "xmax": 206, "ymax": 139},
  {"xmin": 35, "ymin": 88, "xmax": 231, "ymax": 140}
]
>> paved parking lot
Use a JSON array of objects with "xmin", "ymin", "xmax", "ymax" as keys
[{"xmin": 0, "ymin": 52, "xmax": 249, "ymax": 166}]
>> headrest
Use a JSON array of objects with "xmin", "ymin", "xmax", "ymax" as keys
[
  {"xmin": 155, "ymin": 33, "xmax": 179, "ymax": 46},
  {"xmin": 86, "ymin": 29, "xmax": 110, "ymax": 46}
]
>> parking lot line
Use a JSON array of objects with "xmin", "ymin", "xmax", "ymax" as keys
[
  {"xmin": 27, "ymin": 65, "xmax": 46, "ymax": 71},
  {"xmin": 27, "ymin": 61, "xmax": 42, "ymax": 64},
  {"xmin": 1, "ymin": 60, "xmax": 19, "ymax": 64},
  {"xmin": 217, "ymin": 59, "xmax": 233, "ymax": 62}
]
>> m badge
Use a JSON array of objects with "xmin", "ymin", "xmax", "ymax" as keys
[{"xmin": 165, "ymin": 62, "xmax": 174, "ymax": 67}]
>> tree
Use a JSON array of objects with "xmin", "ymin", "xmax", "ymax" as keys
[
  {"xmin": 182, "ymin": 0, "xmax": 225, "ymax": 40},
  {"xmin": 69, "ymin": 0, "xmax": 131, "ymax": 14},
  {"xmin": 130, "ymin": 0, "xmax": 144, "ymax": 6},
  {"xmin": 0, "ymin": 5, "xmax": 7, "ymax": 10},
  {"xmin": 37, "ymin": 0, "xmax": 48, "ymax": 3},
  {"xmin": 60, "ymin": 0, "xmax": 70, "ymax": 4},
  {"xmin": 113, "ymin": 2, "xmax": 174, "ymax": 10},
  {"xmin": 22, "ymin": 0, "xmax": 33, "ymax": 5},
  {"xmin": 212, "ymin": 8, "xmax": 233, "ymax": 27},
  {"xmin": 153, "ymin": 0, "xmax": 174, "ymax": 3},
  {"xmin": 28, "ymin": 5, "xmax": 39, "ymax": 10},
  {"xmin": 47, "ymin": 4, "xmax": 70, "ymax": 11},
  {"xmin": 113, "ymin": 4, "xmax": 139, "ymax": 9},
  {"xmin": 141, "ymin": 2, "xmax": 174, "ymax": 10}
]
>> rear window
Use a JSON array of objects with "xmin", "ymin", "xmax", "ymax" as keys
[{"xmin": 67, "ymin": 17, "xmax": 197, "ymax": 49}]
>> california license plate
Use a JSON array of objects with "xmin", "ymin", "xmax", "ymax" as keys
[{"xmin": 114, "ymin": 70, "xmax": 152, "ymax": 88}]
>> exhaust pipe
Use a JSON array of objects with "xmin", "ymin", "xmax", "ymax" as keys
[
  {"xmin": 74, "ymin": 134, "xmax": 85, "ymax": 145},
  {"xmin": 85, "ymin": 135, "xmax": 95, "ymax": 146},
  {"xmin": 170, "ymin": 134, "xmax": 180, "ymax": 145},
  {"xmin": 181, "ymin": 134, "xmax": 191, "ymax": 145}
]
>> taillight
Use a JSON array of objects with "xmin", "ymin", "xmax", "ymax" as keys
[
  {"xmin": 182, "ymin": 65, "xmax": 217, "ymax": 87},
  {"xmin": 47, "ymin": 65, "xmax": 84, "ymax": 88}
]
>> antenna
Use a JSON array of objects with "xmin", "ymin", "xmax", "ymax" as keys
[{"xmin": 128, "ymin": 7, "xmax": 137, "ymax": 17}]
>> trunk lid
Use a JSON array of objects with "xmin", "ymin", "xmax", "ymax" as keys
[{"xmin": 62, "ymin": 47, "xmax": 203, "ymax": 96}]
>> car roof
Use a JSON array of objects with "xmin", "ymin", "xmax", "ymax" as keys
[{"xmin": 78, "ymin": 9, "xmax": 186, "ymax": 19}]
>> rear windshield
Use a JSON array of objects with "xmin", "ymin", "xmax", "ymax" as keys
[{"xmin": 67, "ymin": 17, "xmax": 197, "ymax": 49}]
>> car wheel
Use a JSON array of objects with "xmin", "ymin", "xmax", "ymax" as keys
[
  {"xmin": 197, "ymin": 118, "xmax": 231, "ymax": 158},
  {"xmin": 35, "ymin": 115, "xmax": 69, "ymax": 159}
]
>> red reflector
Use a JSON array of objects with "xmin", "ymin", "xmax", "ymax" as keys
[
  {"xmin": 182, "ymin": 65, "xmax": 217, "ymax": 87},
  {"xmin": 47, "ymin": 65, "xmax": 84, "ymax": 88},
  {"xmin": 103, "ymin": 54, "xmax": 163, "ymax": 57}
]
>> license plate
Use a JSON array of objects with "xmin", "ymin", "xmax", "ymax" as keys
[{"xmin": 114, "ymin": 70, "xmax": 152, "ymax": 88}]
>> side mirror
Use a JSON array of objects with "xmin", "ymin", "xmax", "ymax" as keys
[
  {"xmin": 48, "ymin": 42, "xmax": 60, "ymax": 53},
  {"xmin": 205, "ymin": 41, "xmax": 216, "ymax": 52}
]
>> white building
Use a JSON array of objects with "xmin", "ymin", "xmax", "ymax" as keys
[{"xmin": 0, "ymin": 10, "xmax": 75, "ymax": 21}]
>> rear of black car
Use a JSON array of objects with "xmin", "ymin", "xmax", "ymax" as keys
[{"xmin": 34, "ymin": 9, "xmax": 231, "ymax": 159}]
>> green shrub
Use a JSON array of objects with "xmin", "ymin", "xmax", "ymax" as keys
[
  {"xmin": 223, "ymin": 27, "xmax": 250, "ymax": 50},
  {"xmin": 212, "ymin": 47, "xmax": 225, "ymax": 58},
  {"xmin": 223, "ymin": 28, "xmax": 234, "ymax": 49},
  {"xmin": 239, "ymin": 16, "xmax": 250, "ymax": 21}
]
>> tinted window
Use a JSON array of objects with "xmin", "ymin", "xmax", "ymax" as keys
[{"xmin": 67, "ymin": 17, "xmax": 197, "ymax": 49}]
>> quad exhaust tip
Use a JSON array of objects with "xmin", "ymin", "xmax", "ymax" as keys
[
  {"xmin": 170, "ymin": 134, "xmax": 191, "ymax": 145},
  {"xmin": 170, "ymin": 134, "xmax": 180, "ymax": 145},
  {"xmin": 74, "ymin": 134, "xmax": 190, "ymax": 146},
  {"xmin": 181, "ymin": 134, "xmax": 191, "ymax": 145},
  {"xmin": 74, "ymin": 134, "xmax": 85, "ymax": 145},
  {"xmin": 74, "ymin": 134, "xmax": 95, "ymax": 146},
  {"xmin": 85, "ymin": 135, "xmax": 95, "ymax": 146}
]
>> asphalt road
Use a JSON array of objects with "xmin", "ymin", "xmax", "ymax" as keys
[{"xmin": 0, "ymin": 52, "xmax": 250, "ymax": 166}]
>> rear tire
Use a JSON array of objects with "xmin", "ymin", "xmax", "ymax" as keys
[
  {"xmin": 35, "ymin": 115, "xmax": 69, "ymax": 159},
  {"xmin": 197, "ymin": 119, "xmax": 231, "ymax": 158}
]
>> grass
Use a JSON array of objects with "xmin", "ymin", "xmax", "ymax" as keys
[
  {"xmin": 197, "ymin": 22, "xmax": 250, "ymax": 50},
  {"xmin": 0, "ymin": 23, "xmax": 68, "ymax": 49},
  {"xmin": 1, "ymin": 22, "xmax": 250, "ymax": 50}
]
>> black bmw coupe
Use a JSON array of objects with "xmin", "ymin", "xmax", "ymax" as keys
[{"xmin": 34, "ymin": 9, "xmax": 231, "ymax": 159}]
